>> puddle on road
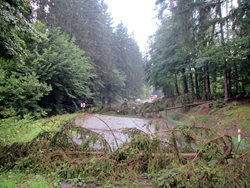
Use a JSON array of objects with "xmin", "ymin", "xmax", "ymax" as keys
[{"xmin": 74, "ymin": 114, "xmax": 158, "ymax": 150}]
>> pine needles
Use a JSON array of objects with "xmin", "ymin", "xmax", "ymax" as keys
[{"xmin": 0, "ymin": 118, "xmax": 249, "ymax": 187}]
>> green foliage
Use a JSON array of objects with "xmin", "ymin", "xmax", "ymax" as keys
[
  {"xmin": 176, "ymin": 94, "xmax": 195, "ymax": 106},
  {"xmin": 147, "ymin": 0, "xmax": 250, "ymax": 100},
  {"xmin": 209, "ymin": 100, "xmax": 225, "ymax": 111},
  {"xmin": 114, "ymin": 135, "xmax": 168, "ymax": 174},
  {"xmin": 0, "ymin": 0, "xmax": 36, "ymax": 59},
  {"xmin": 152, "ymin": 162, "xmax": 240, "ymax": 188},
  {"xmin": 0, "ymin": 171, "xmax": 52, "ymax": 188},
  {"xmin": 26, "ymin": 175, "xmax": 50, "ymax": 188},
  {"xmin": 0, "ymin": 0, "xmax": 145, "ymax": 118},
  {"xmin": 0, "ymin": 171, "xmax": 24, "ymax": 188},
  {"xmin": 0, "ymin": 113, "xmax": 79, "ymax": 145},
  {"xmin": 26, "ymin": 24, "xmax": 95, "ymax": 114},
  {"xmin": 0, "ymin": 118, "xmax": 137, "ymax": 186},
  {"xmin": 0, "ymin": 0, "xmax": 96, "ymax": 117},
  {"xmin": 0, "ymin": 115, "xmax": 249, "ymax": 187},
  {"xmin": 0, "ymin": 59, "xmax": 51, "ymax": 118},
  {"xmin": 34, "ymin": 0, "xmax": 144, "ymax": 105},
  {"xmin": 113, "ymin": 23, "xmax": 145, "ymax": 99}
]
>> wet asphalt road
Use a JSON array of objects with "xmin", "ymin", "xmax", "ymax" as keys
[{"xmin": 75, "ymin": 114, "xmax": 155, "ymax": 150}]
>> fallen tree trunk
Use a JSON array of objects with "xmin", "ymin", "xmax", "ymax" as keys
[
  {"xmin": 49, "ymin": 150, "xmax": 198, "ymax": 159},
  {"xmin": 154, "ymin": 102, "xmax": 206, "ymax": 112}
]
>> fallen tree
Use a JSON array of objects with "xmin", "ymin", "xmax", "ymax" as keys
[{"xmin": 0, "ymin": 119, "xmax": 249, "ymax": 187}]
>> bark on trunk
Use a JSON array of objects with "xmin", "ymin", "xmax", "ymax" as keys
[
  {"xmin": 182, "ymin": 69, "xmax": 189, "ymax": 94},
  {"xmin": 228, "ymin": 69, "xmax": 232, "ymax": 97},
  {"xmin": 218, "ymin": 0, "xmax": 229, "ymax": 101},
  {"xmin": 195, "ymin": 68, "xmax": 200, "ymax": 99},
  {"xmin": 190, "ymin": 73, "xmax": 195, "ymax": 96},
  {"xmin": 204, "ymin": 62, "xmax": 211, "ymax": 100},
  {"xmin": 212, "ymin": 70, "xmax": 217, "ymax": 95},
  {"xmin": 234, "ymin": 63, "xmax": 239, "ymax": 94},
  {"xmin": 174, "ymin": 72, "xmax": 180, "ymax": 96},
  {"xmin": 224, "ymin": 61, "xmax": 229, "ymax": 101}
]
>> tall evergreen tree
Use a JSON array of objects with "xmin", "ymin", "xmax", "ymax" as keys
[
  {"xmin": 33, "ymin": 0, "xmax": 144, "ymax": 104},
  {"xmin": 113, "ymin": 23, "xmax": 144, "ymax": 99},
  {"xmin": 148, "ymin": 0, "xmax": 250, "ymax": 100}
]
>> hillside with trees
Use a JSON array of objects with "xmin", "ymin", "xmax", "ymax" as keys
[
  {"xmin": 0, "ymin": 0, "xmax": 144, "ymax": 117},
  {"xmin": 0, "ymin": 0, "xmax": 249, "ymax": 187},
  {"xmin": 146, "ymin": 0, "xmax": 250, "ymax": 101}
]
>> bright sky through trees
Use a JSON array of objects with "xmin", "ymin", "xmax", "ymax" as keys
[{"xmin": 104, "ymin": 0, "xmax": 157, "ymax": 53}]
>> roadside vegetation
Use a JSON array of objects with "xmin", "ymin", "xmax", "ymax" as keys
[
  {"xmin": 0, "ymin": 0, "xmax": 249, "ymax": 187},
  {"xmin": 165, "ymin": 101, "xmax": 250, "ymax": 148},
  {"xmin": 0, "ymin": 101, "xmax": 249, "ymax": 187},
  {"xmin": 146, "ymin": 0, "xmax": 250, "ymax": 102},
  {"xmin": 0, "ymin": 114, "xmax": 80, "ymax": 187},
  {"xmin": 0, "ymin": 0, "xmax": 144, "ymax": 119},
  {"xmin": 0, "ymin": 113, "xmax": 79, "ymax": 145}
]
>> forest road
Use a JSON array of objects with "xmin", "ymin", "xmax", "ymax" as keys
[
  {"xmin": 74, "ymin": 114, "xmax": 164, "ymax": 150},
  {"xmin": 61, "ymin": 114, "xmax": 172, "ymax": 188}
]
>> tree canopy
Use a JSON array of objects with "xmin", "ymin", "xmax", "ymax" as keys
[
  {"xmin": 34, "ymin": 0, "xmax": 144, "ymax": 104},
  {"xmin": 147, "ymin": 0, "xmax": 250, "ymax": 100},
  {"xmin": 0, "ymin": 0, "xmax": 145, "ymax": 118}
]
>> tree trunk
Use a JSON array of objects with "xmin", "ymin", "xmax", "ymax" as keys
[
  {"xmin": 174, "ymin": 72, "xmax": 180, "ymax": 96},
  {"xmin": 218, "ymin": 0, "xmax": 229, "ymax": 101},
  {"xmin": 182, "ymin": 69, "xmax": 189, "ymax": 94},
  {"xmin": 189, "ymin": 73, "xmax": 195, "ymax": 97},
  {"xmin": 224, "ymin": 61, "xmax": 229, "ymax": 101},
  {"xmin": 204, "ymin": 62, "xmax": 211, "ymax": 100},
  {"xmin": 200, "ymin": 74, "xmax": 204, "ymax": 99},
  {"xmin": 234, "ymin": 63, "xmax": 239, "ymax": 94},
  {"xmin": 228, "ymin": 69, "xmax": 232, "ymax": 97},
  {"xmin": 195, "ymin": 69, "xmax": 200, "ymax": 99},
  {"xmin": 212, "ymin": 69, "xmax": 217, "ymax": 96}
]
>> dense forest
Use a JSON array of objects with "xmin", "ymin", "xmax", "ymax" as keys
[
  {"xmin": 1, "ymin": 0, "xmax": 250, "ymax": 119},
  {"xmin": 0, "ymin": 0, "xmax": 144, "ymax": 118},
  {"xmin": 146, "ymin": 0, "xmax": 250, "ymax": 101},
  {"xmin": 0, "ymin": 1, "xmax": 250, "ymax": 187}
]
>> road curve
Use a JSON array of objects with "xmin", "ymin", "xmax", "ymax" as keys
[{"xmin": 75, "ymin": 114, "xmax": 157, "ymax": 150}]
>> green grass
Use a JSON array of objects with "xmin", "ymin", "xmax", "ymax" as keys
[
  {"xmin": 221, "ymin": 105, "xmax": 250, "ymax": 129},
  {"xmin": 0, "ymin": 113, "xmax": 81, "ymax": 187},
  {"xmin": 164, "ymin": 112, "xmax": 188, "ymax": 127},
  {"xmin": 184, "ymin": 103, "xmax": 250, "ymax": 129},
  {"xmin": 0, "ymin": 171, "xmax": 22, "ymax": 188},
  {"xmin": 0, "ymin": 103, "xmax": 249, "ymax": 187},
  {"xmin": 0, "ymin": 171, "xmax": 55, "ymax": 188},
  {"xmin": 166, "ymin": 116, "xmax": 187, "ymax": 127},
  {"xmin": 0, "ymin": 113, "xmax": 80, "ymax": 145},
  {"xmin": 27, "ymin": 175, "xmax": 51, "ymax": 188},
  {"xmin": 191, "ymin": 114, "xmax": 209, "ymax": 125},
  {"xmin": 161, "ymin": 103, "xmax": 250, "ymax": 150},
  {"xmin": 183, "ymin": 103, "xmax": 250, "ymax": 149}
]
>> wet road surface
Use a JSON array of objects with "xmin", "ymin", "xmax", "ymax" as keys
[
  {"xmin": 62, "ymin": 114, "xmax": 171, "ymax": 188},
  {"xmin": 75, "ymin": 114, "xmax": 155, "ymax": 150}
]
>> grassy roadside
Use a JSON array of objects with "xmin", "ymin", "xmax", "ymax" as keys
[
  {"xmin": 0, "ymin": 171, "xmax": 52, "ymax": 188},
  {"xmin": 0, "ymin": 113, "xmax": 81, "ymax": 187},
  {"xmin": 0, "ymin": 113, "xmax": 80, "ymax": 145},
  {"xmin": 0, "ymin": 101, "xmax": 249, "ymax": 187},
  {"xmin": 164, "ymin": 101, "xmax": 250, "ymax": 149}
]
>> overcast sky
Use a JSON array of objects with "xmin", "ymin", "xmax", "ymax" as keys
[{"xmin": 104, "ymin": 0, "xmax": 157, "ymax": 53}]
